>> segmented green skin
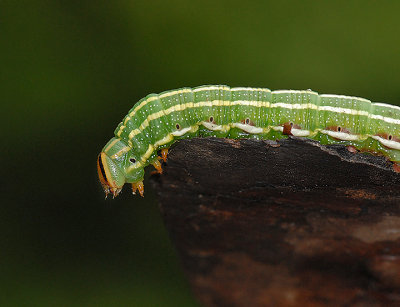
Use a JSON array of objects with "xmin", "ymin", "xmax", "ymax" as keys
[{"xmin": 102, "ymin": 85, "xmax": 400, "ymax": 183}]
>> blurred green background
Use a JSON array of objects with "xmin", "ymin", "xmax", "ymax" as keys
[{"xmin": 2, "ymin": 0, "xmax": 400, "ymax": 306}]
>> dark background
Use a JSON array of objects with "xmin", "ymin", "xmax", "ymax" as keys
[{"xmin": 2, "ymin": 1, "xmax": 400, "ymax": 306}]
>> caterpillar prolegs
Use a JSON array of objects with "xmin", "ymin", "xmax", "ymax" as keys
[{"xmin": 97, "ymin": 85, "xmax": 400, "ymax": 197}]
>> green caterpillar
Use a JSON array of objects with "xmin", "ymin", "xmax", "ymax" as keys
[{"xmin": 97, "ymin": 85, "xmax": 400, "ymax": 197}]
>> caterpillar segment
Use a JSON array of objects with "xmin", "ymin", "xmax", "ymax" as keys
[{"xmin": 98, "ymin": 85, "xmax": 400, "ymax": 197}]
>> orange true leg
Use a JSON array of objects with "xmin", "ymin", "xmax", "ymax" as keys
[
  {"xmin": 152, "ymin": 160, "xmax": 163, "ymax": 174},
  {"xmin": 131, "ymin": 181, "xmax": 145, "ymax": 197},
  {"xmin": 160, "ymin": 148, "xmax": 168, "ymax": 162}
]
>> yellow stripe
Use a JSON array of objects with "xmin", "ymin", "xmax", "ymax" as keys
[
  {"xmin": 104, "ymin": 138, "xmax": 120, "ymax": 153},
  {"xmin": 141, "ymin": 144, "xmax": 154, "ymax": 163},
  {"xmin": 100, "ymin": 153, "xmax": 114, "ymax": 184},
  {"xmin": 116, "ymin": 88, "xmax": 194, "ymax": 137},
  {"xmin": 111, "ymin": 146, "xmax": 131, "ymax": 159},
  {"xmin": 131, "ymin": 89, "xmax": 192, "ymax": 118},
  {"xmin": 154, "ymin": 134, "xmax": 174, "ymax": 147},
  {"xmin": 117, "ymin": 125, "xmax": 125, "ymax": 135},
  {"xmin": 126, "ymin": 144, "xmax": 155, "ymax": 172}
]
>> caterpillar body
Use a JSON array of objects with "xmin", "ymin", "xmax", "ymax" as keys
[{"xmin": 97, "ymin": 85, "xmax": 400, "ymax": 197}]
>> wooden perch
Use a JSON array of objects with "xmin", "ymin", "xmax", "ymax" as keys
[{"xmin": 151, "ymin": 137, "xmax": 400, "ymax": 307}]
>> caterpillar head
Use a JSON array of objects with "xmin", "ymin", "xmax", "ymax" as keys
[{"xmin": 97, "ymin": 138, "xmax": 144, "ymax": 197}]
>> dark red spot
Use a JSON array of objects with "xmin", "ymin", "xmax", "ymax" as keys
[
  {"xmin": 282, "ymin": 122, "xmax": 293, "ymax": 136},
  {"xmin": 241, "ymin": 118, "xmax": 255, "ymax": 126},
  {"xmin": 375, "ymin": 133, "xmax": 400, "ymax": 148},
  {"xmin": 377, "ymin": 133, "xmax": 400, "ymax": 142},
  {"xmin": 326, "ymin": 126, "xmax": 352, "ymax": 134}
]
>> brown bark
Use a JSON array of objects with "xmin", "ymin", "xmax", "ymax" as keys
[{"xmin": 151, "ymin": 137, "xmax": 400, "ymax": 307}]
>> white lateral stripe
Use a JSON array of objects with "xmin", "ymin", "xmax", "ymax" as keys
[
  {"xmin": 272, "ymin": 126, "xmax": 284, "ymax": 132},
  {"xmin": 291, "ymin": 129, "xmax": 311, "ymax": 137},
  {"xmin": 318, "ymin": 106, "xmax": 370, "ymax": 116},
  {"xmin": 320, "ymin": 130, "xmax": 361, "ymax": 141},
  {"xmin": 171, "ymin": 126, "xmax": 193, "ymax": 136},
  {"xmin": 201, "ymin": 122, "xmax": 226, "ymax": 131},
  {"xmin": 261, "ymin": 126, "xmax": 311, "ymax": 136},
  {"xmin": 232, "ymin": 123, "xmax": 264, "ymax": 134},
  {"xmin": 154, "ymin": 134, "xmax": 174, "ymax": 147},
  {"xmin": 372, "ymin": 136, "xmax": 400, "ymax": 150}
]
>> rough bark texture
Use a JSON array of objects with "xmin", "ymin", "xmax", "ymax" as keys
[{"xmin": 151, "ymin": 137, "xmax": 400, "ymax": 307}]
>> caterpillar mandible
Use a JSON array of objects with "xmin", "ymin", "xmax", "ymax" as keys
[{"xmin": 97, "ymin": 85, "xmax": 400, "ymax": 197}]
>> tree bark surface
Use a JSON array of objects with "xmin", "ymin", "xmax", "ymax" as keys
[{"xmin": 151, "ymin": 137, "xmax": 400, "ymax": 307}]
